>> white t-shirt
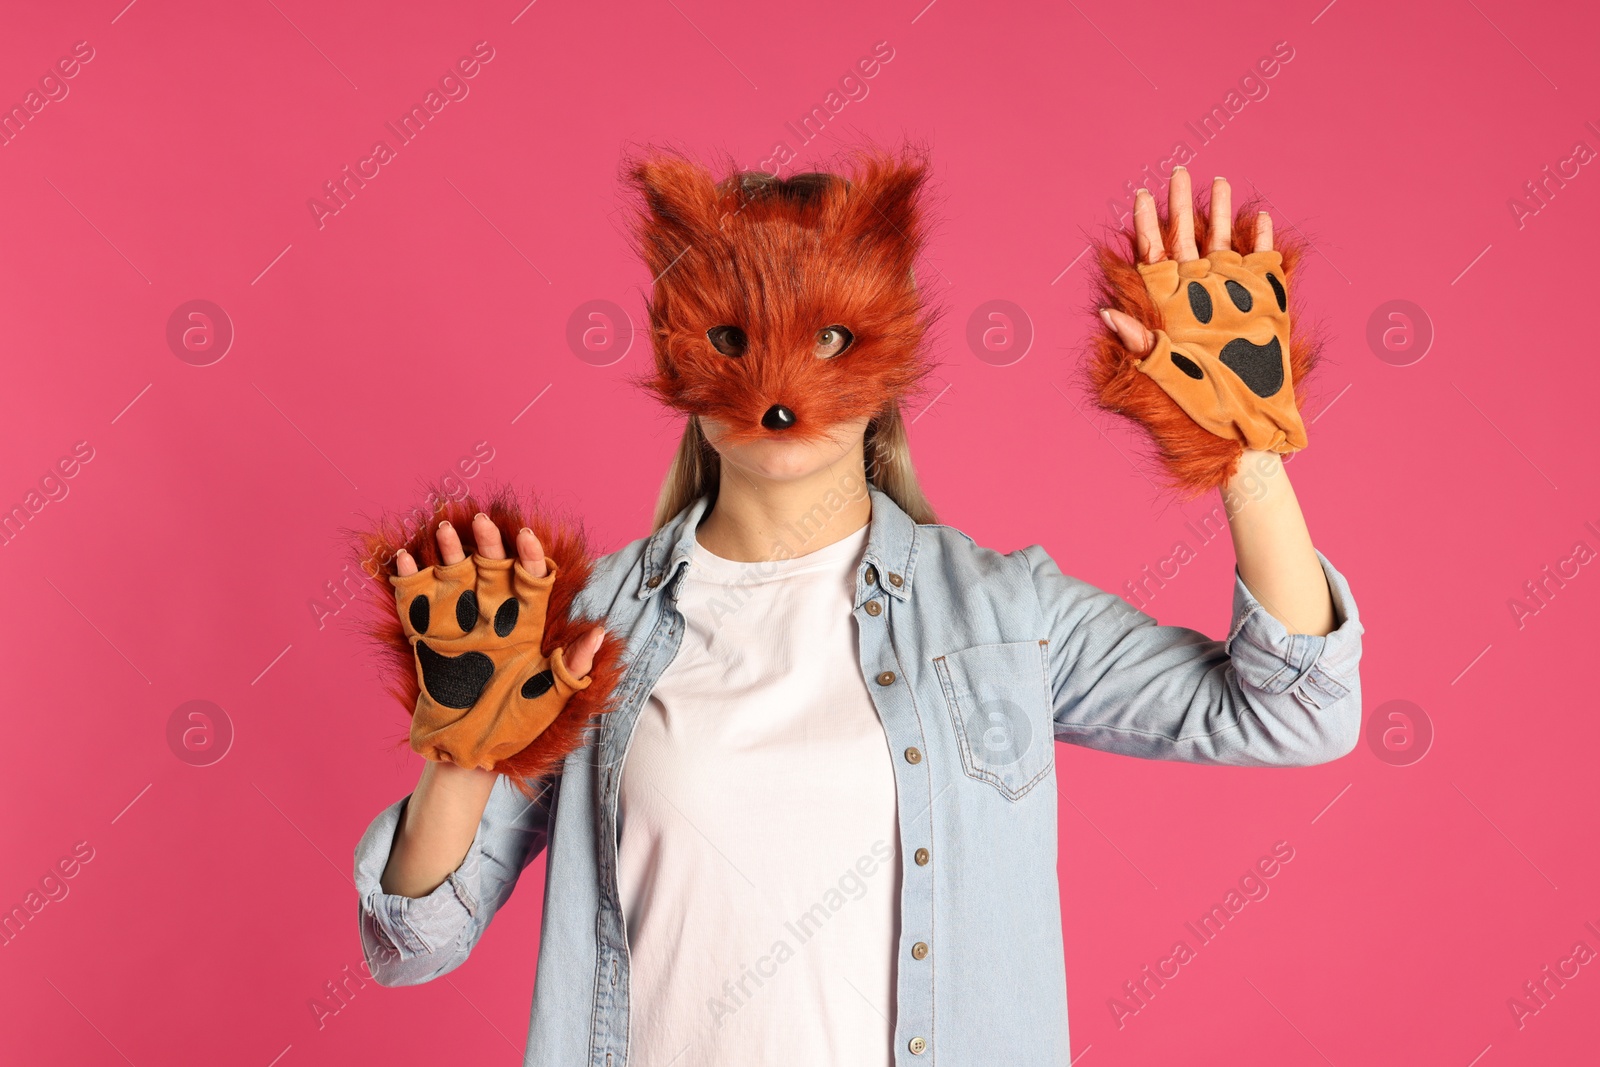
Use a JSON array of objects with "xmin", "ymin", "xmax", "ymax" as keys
[{"xmin": 617, "ymin": 520, "xmax": 900, "ymax": 1067}]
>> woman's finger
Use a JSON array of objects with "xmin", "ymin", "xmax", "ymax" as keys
[
  {"xmin": 1254, "ymin": 211, "xmax": 1274, "ymax": 252},
  {"xmin": 395, "ymin": 548, "xmax": 418, "ymax": 577},
  {"xmin": 1100, "ymin": 307, "xmax": 1155, "ymax": 355},
  {"xmin": 564, "ymin": 625, "xmax": 606, "ymax": 677},
  {"xmin": 436, "ymin": 519, "xmax": 466, "ymax": 565},
  {"xmin": 1170, "ymin": 167, "xmax": 1198, "ymax": 262},
  {"xmin": 1207, "ymin": 177, "xmax": 1231, "ymax": 253},
  {"xmin": 1133, "ymin": 188, "xmax": 1162, "ymax": 264},
  {"xmin": 472, "ymin": 512, "xmax": 506, "ymax": 560},
  {"xmin": 516, "ymin": 527, "xmax": 547, "ymax": 579}
]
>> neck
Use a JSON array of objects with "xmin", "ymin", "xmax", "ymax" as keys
[{"xmin": 694, "ymin": 453, "xmax": 873, "ymax": 564}]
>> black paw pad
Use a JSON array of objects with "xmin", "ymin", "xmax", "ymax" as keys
[
  {"xmin": 417, "ymin": 644, "xmax": 494, "ymax": 709},
  {"xmin": 1170, "ymin": 351, "xmax": 1205, "ymax": 379},
  {"xmin": 1225, "ymin": 281, "xmax": 1253, "ymax": 312},
  {"xmin": 521, "ymin": 669, "xmax": 556, "ymax": 700},
  {"xmin": 1267, "ymin": 273, "xmax": 1286, "ymax": 311},
  {"xmin": 456, "ymin": 590, "xmax": 479, "ymax": 632},
  {"xmin": 408, "ymin": 595, "xmax": 430, "ymax": 634},
  {"xmin": 494, "ymin": 599, "xmax": 519, "ymax": 638},
  {"xmin": 1219, "ymin": 336, "xmax": 1284, "ymax": 398},
  {"xmin": 1187, "ymin": 282, "xmax": 1213, "ymax": 323}
]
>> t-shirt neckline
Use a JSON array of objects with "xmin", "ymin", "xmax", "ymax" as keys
[{"xmin": 688, "ymin": 519, "xmax": 870, "ymax": 583}]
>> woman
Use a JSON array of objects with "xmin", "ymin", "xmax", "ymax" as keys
[{"xmin": 352, "ymin": 154, "xmax": 1363, "ymax": 1066}]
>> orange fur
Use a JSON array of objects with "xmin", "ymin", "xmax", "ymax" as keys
[
  {"xmin": 624, "ymin": 147, "xmax": 938, "ymax": 443},
  {"xmin": 1084, "ymin": 194, "xmax": 1323, "ymax": 495},
  {"xmin": 345, "ymin": 482, "xmax": 624, "ymax": 799}
]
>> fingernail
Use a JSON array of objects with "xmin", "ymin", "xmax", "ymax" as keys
[
  {"xmin": 1098, "ymin": 308, "xmax": 1114, "ymax": 327},
  {"xmin": 439, "ymin": 520, "xmax": 453, "ymax": 530},
  {"xmin": 1134, "ymin": 187, "xmax": 1149, "ymax": 197},
  {"xmin": 1214, "ymin": 175, "xmax": 1226, "ymax": 182},
  {"xmin": 1172, "ymin": 165, "xmax": 1186, "ymax": 172},
  {"xmin": 474, "ymin": 512, "xmax": 488, "ymax": 521},
  {"xmin": 520, "ymin": 526, "xmax": 533, "ymax": 537}
]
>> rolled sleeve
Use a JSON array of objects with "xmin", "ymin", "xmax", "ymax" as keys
[
  {"xmin": 1227, "ymin": 548, "xmax": 1363, "ymax": 717},
  {"xmin": 352, "ymin": 775, "xmax": 553, "ymax": 986}
]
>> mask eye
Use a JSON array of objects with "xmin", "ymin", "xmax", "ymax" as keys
[
  {"xmin": 706, "ymin": 325, "xmax": 747, "ymax": 358},
  {"xmin": 814, "ymin": 326, "xmax": 854, "ymax": 359}
]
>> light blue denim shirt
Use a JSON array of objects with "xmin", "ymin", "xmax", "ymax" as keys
[{"xmin": 353, "ymin": 485, "xmax": 1364, "ymax": 1066}]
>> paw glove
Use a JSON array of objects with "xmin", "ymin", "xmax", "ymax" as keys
[
  {"xmin": 1133, "ymin": 249, "xmax": 1306, "ymax": 455},
  {"xmin": 1087, "ymin": 210, "xmax": 1321, "ymax": 494},
  {"xmin": 349, "ymin": 485, "xmax": 621, "ymax": 794},
  {"xmin": 390, "ymin": 554, "xmax": 592, "ymax": 772}
]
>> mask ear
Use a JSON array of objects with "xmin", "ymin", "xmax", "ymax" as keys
[
  {"xmin": 843, "ymin": 153, "xmax": 930, "ymax": 275},
  {"xmin": 627, "ymin": 155, "xmax": 722, "ymax": 281}
]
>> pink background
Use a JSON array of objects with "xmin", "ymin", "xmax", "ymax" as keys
[{"xmin": 3, "ymin": 0, "xmax": 1596, "ymax": 1064}]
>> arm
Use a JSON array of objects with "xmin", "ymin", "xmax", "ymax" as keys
[
  {"xmin": 357, "ymin": 511, "xmax": 603, "ymax": 985},
  {"xmin": 376, "ymin": 512, "xmax": 603, "ymax": 898},
  {"xmin": 355, "ymin": 773, "xmax": 556, "ymax": 986},
  {"xmin": 379, "ymin": 761, "xmax": 497, "ymax": 898},
  {"xmin": 1020, "ymin": 542, "xmax": 1362, "ymax": 767},
  {"xmin": 1097, "ymin": 166, "xmax": 1339, "ymax": 642},
  {"xmin": 1047, "ymin": 170, "xmax": 1359, "ymax": 764},
  {"xmin": 1222, "ymin": 448, "xmax": 1336, "ymax": 637}
]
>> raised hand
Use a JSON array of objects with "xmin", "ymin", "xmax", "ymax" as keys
[
  {"xmin": 392, "ymin": 513, "xmax": 605, "ymax": 771},
  {"xmin": 1089, "ymin": 168, "xmax": 1318, "ymax": 491}
]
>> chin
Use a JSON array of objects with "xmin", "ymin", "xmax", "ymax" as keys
[
  {"xmin": 726, "ymin": 436, "xmax": 845, "ymax": 482},
  {"xmin": 705, "ymin": 417, "xmax": 866, "ymax": 483}
]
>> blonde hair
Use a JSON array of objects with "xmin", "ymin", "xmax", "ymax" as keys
[{"xmin": 651, "ymin": 402, "xmax": 937, "ymax": 532}]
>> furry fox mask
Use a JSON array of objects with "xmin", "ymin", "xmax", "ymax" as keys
[{"xmin": 627, "ymin": 151, "xmax": 936, "ymax": 443}]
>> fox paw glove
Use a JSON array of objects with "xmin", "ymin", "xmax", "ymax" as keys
[
  {"xmin": 1135, "ymin": 249, "xmax": 1307, "ymax": 455},
  {"xmin": 390, "ymin": 554, "xmax": 592, "ymax": 771}
]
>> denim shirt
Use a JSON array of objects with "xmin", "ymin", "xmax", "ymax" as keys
[{"xmin": 352, "ymin": 485, "xmax": 1364, "ymax": 1066}]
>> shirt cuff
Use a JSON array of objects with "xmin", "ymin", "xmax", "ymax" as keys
[
  {"xmin": 1224, "ymin": 548, "xmax": 1364, "ymax": 710},
  {"xmin": 352, "ymin": 793, "xmax": 486, "ymax": 961}
]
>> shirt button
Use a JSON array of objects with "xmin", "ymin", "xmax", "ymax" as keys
[
  {"xmin": 908, "ymin": 1036, "xmax": 927, "ymax": 1055},
  {"xmin": 646, "ymin": 574, "xmax": 662, "ymax": 588},
  {"xmin": 888, "ymin": 572, "xmax": 904, "ymax": 588},
  {"xmin": 904, "ymin": 746, "xmax": 922, "ymax": 764},
  {"xmin": 864, "ymin": 565, "xmax": 878, "ymax": 585},
  {"xmin": 864, "ymin": 600, "xmax": 882, "ymax": 617},
  {"xmin": 912, "ymin": 941, "xmax": 929, "ymax": 960},
  {"xmin": 914, "ymin": 847, "xmax": 930, "ymax": 866},
  {"xmin": 876, "ymin": 671, "xmax": 896, "ymax": 686}
]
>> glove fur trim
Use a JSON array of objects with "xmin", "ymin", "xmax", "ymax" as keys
[
  {"xmin": 347, "ymin": 480, "xmax": 623, "ymax": 800},
  {"xmin": 1085, "ymin": 195, "xmax": 1324, "ymax": 495}
]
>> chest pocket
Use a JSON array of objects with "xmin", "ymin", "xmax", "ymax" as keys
[{"xmin": 933, "ymin": 639, "xmax": 1055, "ymax": 801}]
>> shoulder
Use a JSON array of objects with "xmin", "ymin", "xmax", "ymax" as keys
[
  {"xmin": 909, "ymin": 522, "xmax": 1051, "ymax": 602},
  {"xmin": 569, "ymin": 533, "xmax": 653, "ymax": 621}
]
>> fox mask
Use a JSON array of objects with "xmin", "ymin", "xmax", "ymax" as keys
[{"xmin": 628, "ymin": 152, "xmax": 935, "ymax": 444}]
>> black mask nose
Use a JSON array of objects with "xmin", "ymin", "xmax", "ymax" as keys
[{"xmin": 761, "ymin": 404, "xmax": 796, "ymax": 431}]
